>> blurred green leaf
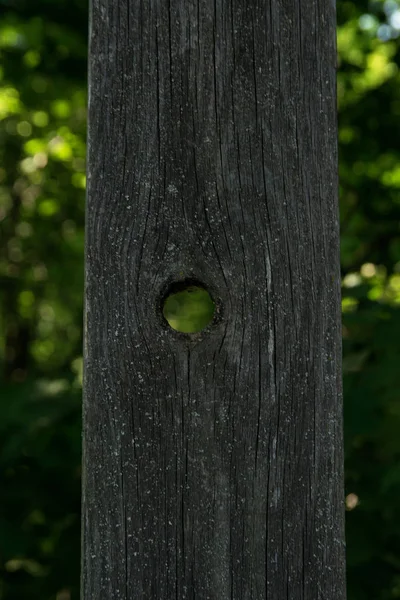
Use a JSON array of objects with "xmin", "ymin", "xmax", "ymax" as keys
[{"xmin": 163, "ymin": 286, "xmax": 215, "ymax": 333}]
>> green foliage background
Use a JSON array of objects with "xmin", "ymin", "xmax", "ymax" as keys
[{"xmin": 1, "ymin": 0, "xmax": 400, "ymax": 597}]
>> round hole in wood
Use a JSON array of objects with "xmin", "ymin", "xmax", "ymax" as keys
[{"xmin": 162, "ymin": 280, "xmax": 215, "ymax": 333}]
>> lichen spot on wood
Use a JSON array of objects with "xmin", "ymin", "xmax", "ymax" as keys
[{"xmin": 162, "ymin": 280, "xmax": 215, "ymax": 333}]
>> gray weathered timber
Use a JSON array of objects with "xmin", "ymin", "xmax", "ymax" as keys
[{"xmin": 83, "ymin": 0, "xmax": 346, "ymax": 597}]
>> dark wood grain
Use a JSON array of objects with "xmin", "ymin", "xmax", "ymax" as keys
[{"xmin": 83, "ymin": 0, "xmax": 346, "ymax": 597}]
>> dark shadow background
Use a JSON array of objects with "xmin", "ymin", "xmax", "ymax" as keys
[{"xmin": 1, "ymin": 0, "xmax": 400, "ymax": 598}]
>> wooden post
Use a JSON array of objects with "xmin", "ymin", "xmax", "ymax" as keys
[{"xmin": 83, "ymin": 0, "xmax": 346, "ymax": 598}]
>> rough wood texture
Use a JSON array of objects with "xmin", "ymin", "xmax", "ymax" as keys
[{"xmin": 83, "ymin": 0, "xmax": 346, "ymax": 597}]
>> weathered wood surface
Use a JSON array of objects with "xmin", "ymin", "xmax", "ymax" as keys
[{"xmin": 83, "ymin": 0, "xmax": 346, "ymax": 597}]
